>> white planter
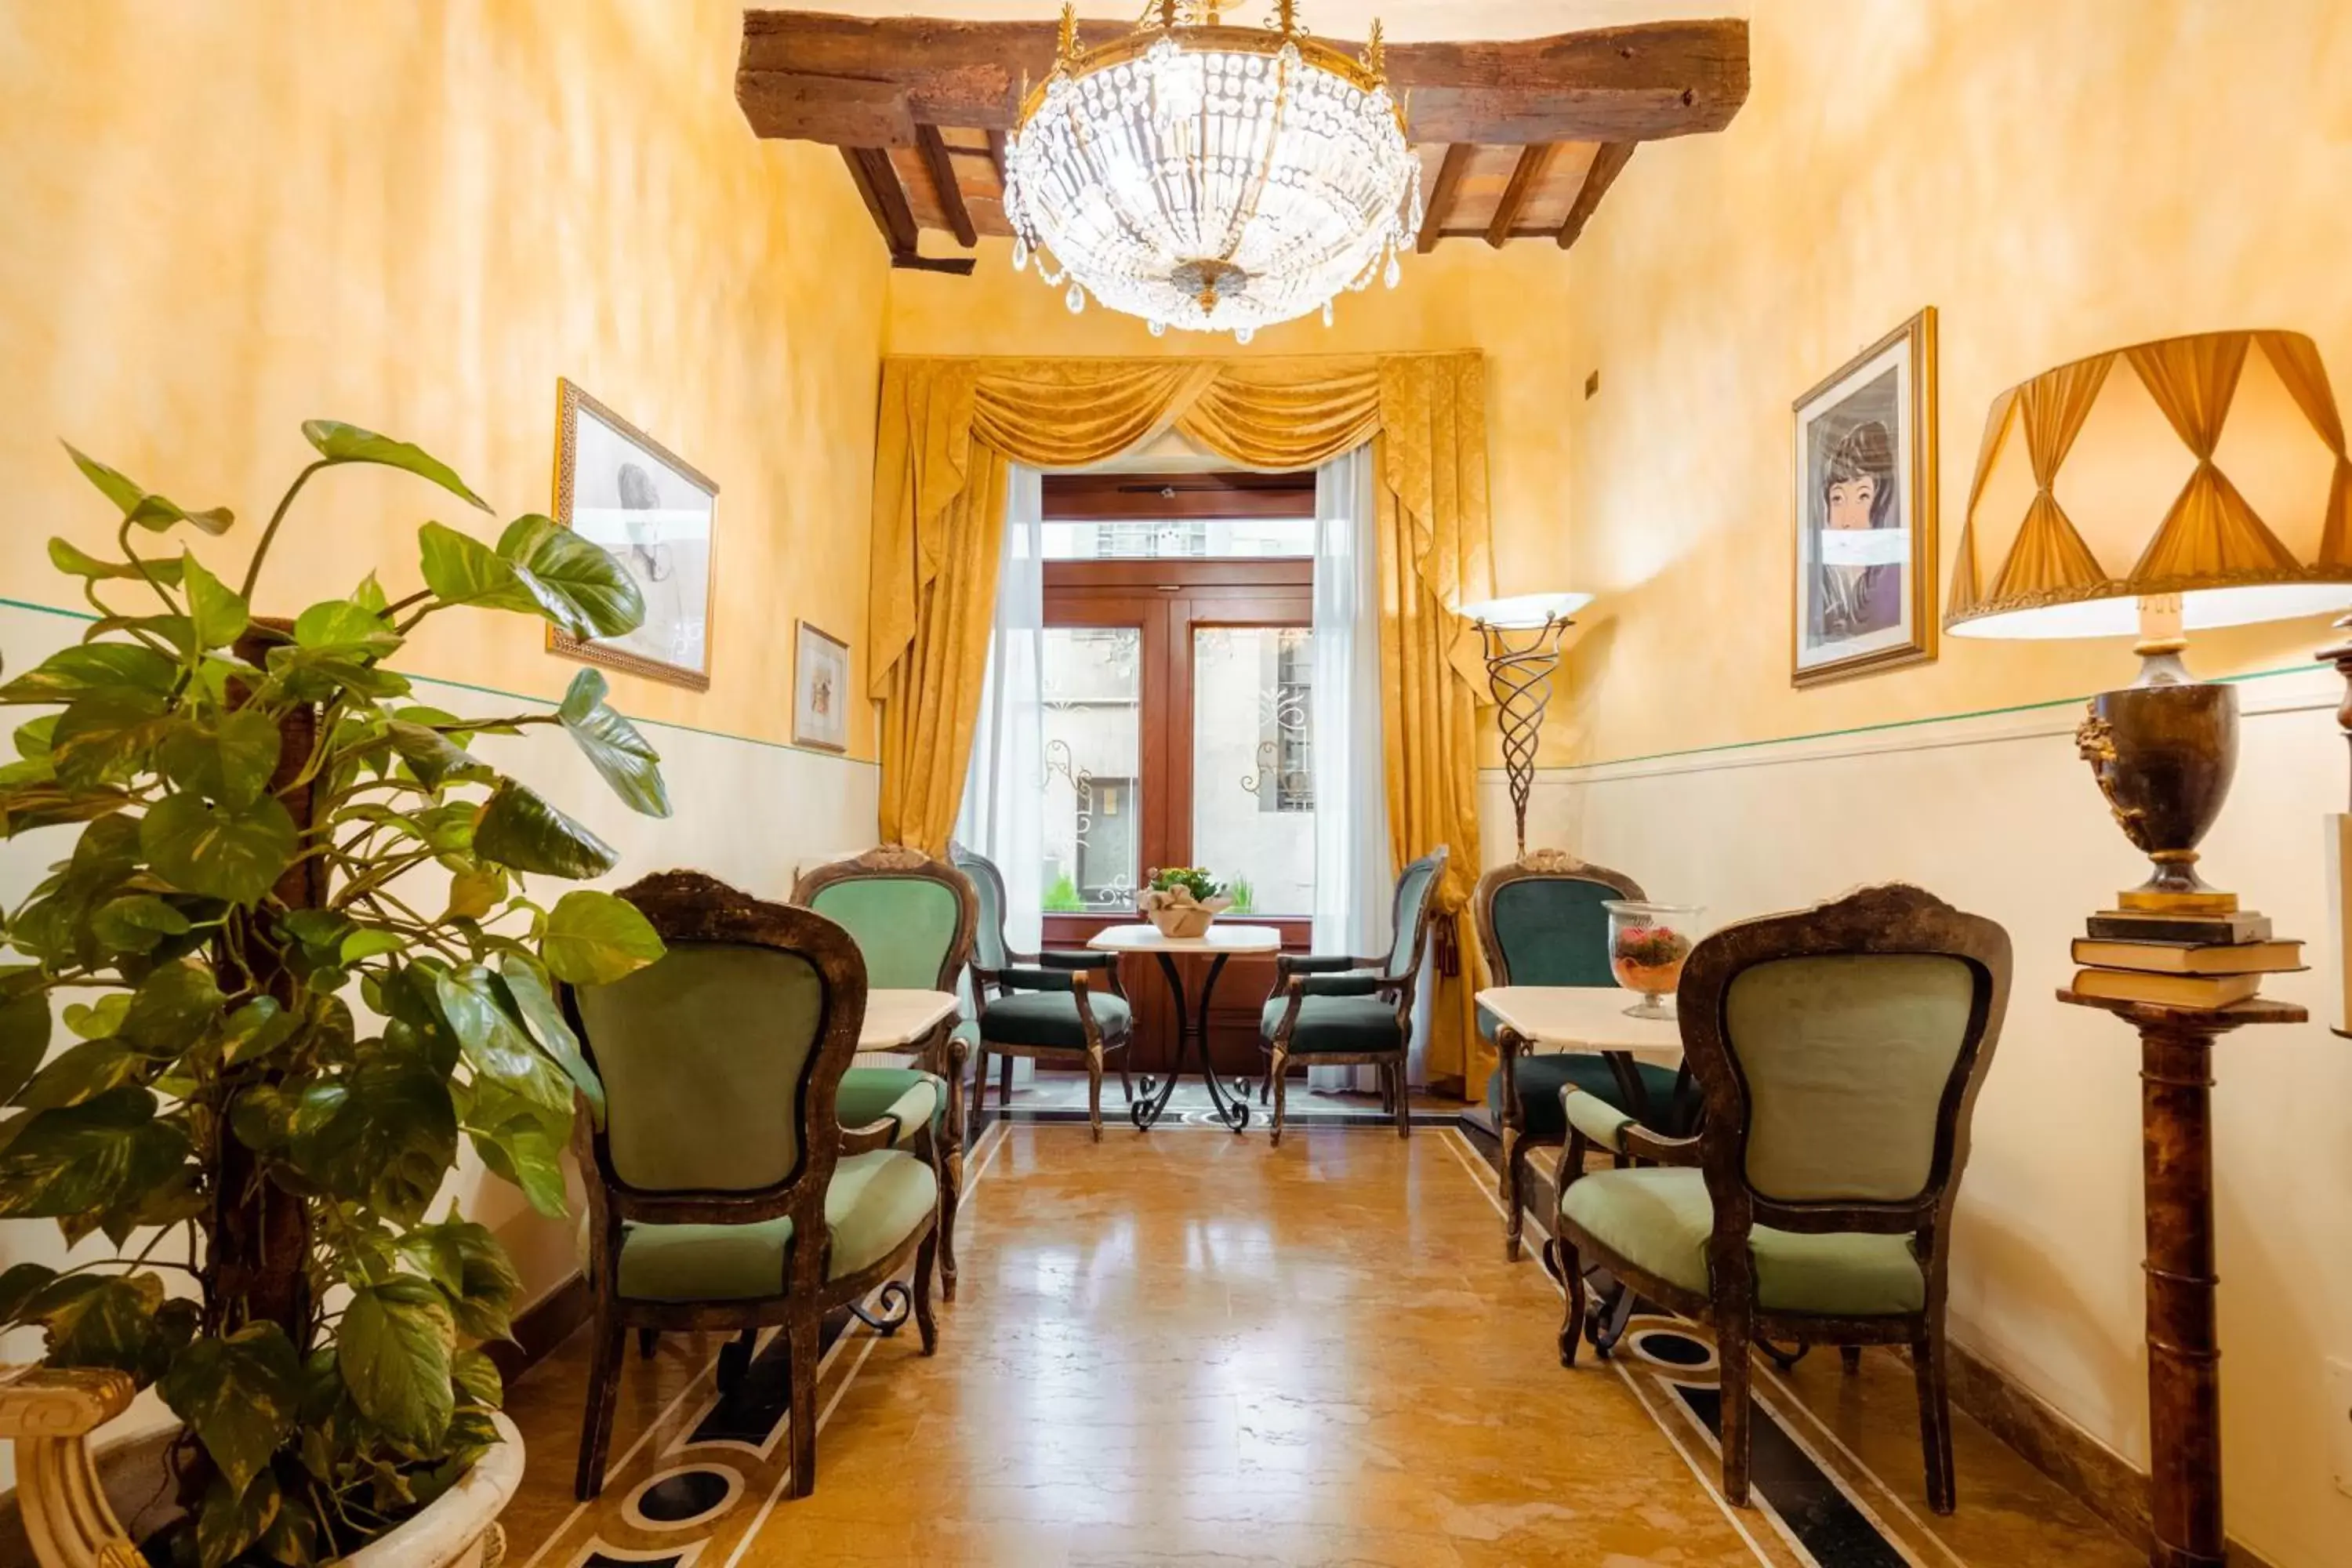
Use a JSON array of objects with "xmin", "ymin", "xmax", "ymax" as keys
[
  {"xmin": 342, "ymin": 1414, "xmax": 526, "ymax": 1568},
  {"xmin": 0, "ymin": 1413, "xmax": 524, "ymax": 1568}
]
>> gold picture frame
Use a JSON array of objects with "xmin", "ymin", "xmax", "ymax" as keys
[
  {"xmin": 1791, "ymin": 307, "xmax": 1938, "ymax": 688},
  {"xmin": 548, "ymin": 378, "xmax": 719, "ymax": 691},
  {"xmin": 793, "ymin": 620, "xmax": 851, "ymax": 753}
]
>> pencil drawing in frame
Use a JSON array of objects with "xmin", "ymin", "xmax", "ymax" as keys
[
  {"xmin": 1791, "ymin": 307, "xmax": 1938, "ymax": 688},
  {"xmin": 793, "ymin": 620, "xmax": 851, "ymax": 753},
  {"xmin": 549, "ymin": 378, "xmax": 718, "ymax": 691}
]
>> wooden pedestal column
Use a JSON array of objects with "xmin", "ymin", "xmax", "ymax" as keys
[{"xmin": 2059, "ymin": 989, "xmax": 2304, "ymax": 1568}]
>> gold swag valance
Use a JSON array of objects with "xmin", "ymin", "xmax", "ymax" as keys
[{"xmin": 865, "ymin": 350, "xmax": 1498, "ymax": 1093}]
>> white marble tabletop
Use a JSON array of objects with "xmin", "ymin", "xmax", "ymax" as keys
[
  {"xmin": 859, "ymin": 989, "xmax": 961, "ymax": 1052},
  {"xmin": 1475, "ymin": 985, "xmax": 1684, "ymax": 1066},
  {"xmin": 1087, "ymin": 923, "xmax": 1285, "ymax": 956}
]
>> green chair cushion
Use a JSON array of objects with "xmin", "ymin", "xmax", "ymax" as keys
[
  {"xmin": 978, "ymin": 990, "xmax": 1130, "ymax": 1048},
  {"xmin": 1486, "ymin": 1051, "xmax": 1681, "ymax": 1140},
  {"xmin": 1259, "ymin": 994, "xmax": 1402, "ymax": 1054},
  {"xmin": 837, "ymin": 1066, "xmax": 943, "ymax": 1147},
  {"xmin": 614, "ymin": 1149, "xmax": 937, "ymax": 1301},
  {"xmin": 1559, "ymin": 1167, "xmax": 1925, "ymax": 1317}
]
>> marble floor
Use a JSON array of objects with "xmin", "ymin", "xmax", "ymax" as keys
[{"xmin": 499, "ymin": 1118, "xmax": 2138, "ymax": 1568}]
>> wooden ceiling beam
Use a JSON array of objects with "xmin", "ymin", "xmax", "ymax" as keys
[
  {"xmin": 915, "ymin": 124, "xmax": 978, "ymax": 248},
  {"xmin": 1556, "ymin": 141, "xmax": 1636, "ymax": 251},
  {"xmin": 739, "ymin": 15, "xmax": 1748, "ymax": 145},
  {"xmin": 1418, "ymin": 143, "xmax": 1472, "ymax": 255},
  {"xmin": 1485, "ymin": 143, "xmax": 1557, "ymax": 249}
]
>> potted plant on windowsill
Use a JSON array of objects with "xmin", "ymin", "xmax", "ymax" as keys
[
  {"xmin": 0, "ymin": 423, "xmax": 673, "ymax": 1566},
  {"xmin": 1138, "ymin": 867, "xmax": 1232, "ymax": 940}
]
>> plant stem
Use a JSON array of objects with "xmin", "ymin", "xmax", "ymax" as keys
[{"xmin": 238, "ymin": 459, "xmax": 330, "ymax": 601}]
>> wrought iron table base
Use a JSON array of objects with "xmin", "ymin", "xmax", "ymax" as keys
[{"xmin": 1131, "ymin": 951, "xmax": 1254, "ymax": 1132}]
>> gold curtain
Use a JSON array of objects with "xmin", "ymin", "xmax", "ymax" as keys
[{"xmin": 867, "ymin": 350, "xmax": 1494, "ymax": 1091}]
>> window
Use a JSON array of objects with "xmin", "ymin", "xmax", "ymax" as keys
[{"xmin": 1038, "ymin": 470, "xmax": 1317, "ymax": 920}]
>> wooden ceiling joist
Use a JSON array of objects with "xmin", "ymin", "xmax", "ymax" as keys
[
  {"xmin": 1557, "ymin": 142, "xmax": 1636, "ymax": 251},
  {"xmin": 914, "ymin": 124, "xmax": 978, "ymax": 247},
  {"xmin": 1419, "ymin": 143, "xmax": 1473, "ymax": 256},
  {"xmin": 739, "ymin": 13, "xmax": 1747, "ymax": 267},
  {"xmin": 1486, "ymin": 143, "xmax": 1558, "ymax": 249}
]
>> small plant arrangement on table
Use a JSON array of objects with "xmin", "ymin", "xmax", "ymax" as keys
[
  {"xmin": 0, "ymin": 421, "xmax": 673, "ymax": 1566},
  {"xmin": 1138, "ymin": 867, "xmax": 1232, "ymax": 939},
  {"xmin": 1602, "ymin": 900, "xmax": 1704, "ymax": 1019}
]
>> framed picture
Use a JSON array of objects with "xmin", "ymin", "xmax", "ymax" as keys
[
  {"xmin": 793, "ymin": 620, "xmax": 850, "ymax": 753},
  {"xmin": 1791, "ymin": 307, "xmax": 1937, "ymax": 687},
  {"xmin": 550, "ymin": 379, "xmax": 718, "ymax": 691}
]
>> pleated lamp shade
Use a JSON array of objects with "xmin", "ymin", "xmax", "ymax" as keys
[{"xmin": 1945, "ymin": 329, "xmax": 2352, "ymax": 639}]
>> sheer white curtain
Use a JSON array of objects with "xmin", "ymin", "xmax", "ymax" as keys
[
  {"xmin": 955, "ymin": 465, "xmax": 1045, "ymax": 1087},
  {"xmin": 1305, "ymin": 446, "xmax": 1393, "ymax": 1095}
]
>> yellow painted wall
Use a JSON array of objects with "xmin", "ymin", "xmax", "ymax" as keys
[
  {"xmin": 0, "ymin": 0, "xmax": 889, "ymax": 760},
  {"xmin": 1559, "ymin": 0, "xmax": 2352, "ymax": 765},
  {"xmin": 1555, "ymin": 4, "xmax": 2352, "ymax": 1563}
]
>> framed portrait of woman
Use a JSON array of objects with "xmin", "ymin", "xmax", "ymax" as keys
[
  {"xmin": 550, "ymin": 379, "xmax": 718, "ymax": 691},
  {"xmin": 1791, "ymin": 308, "xmax": 1937, "ymax": 688}
]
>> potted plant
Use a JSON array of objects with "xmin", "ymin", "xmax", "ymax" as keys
[
  {"xmin": 0, "ymin": 422, "xmax": 674, "ymax": 1566},
  {"xmin": 1138, "ymin": 867, "xmax": 1231, "ymax": 939}
]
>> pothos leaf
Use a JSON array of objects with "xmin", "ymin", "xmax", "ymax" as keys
[
  {"xmin": 140, "ymin": 791, "xmax": 297, "ymax": 906},
  {"xmin": 302, "ymin": 420, "xmax": 489, "ymax": 512},
  {"xmin": 555, "ymin": 669, "xmax": 670, "ymax": 818},
  {"xmin": 338, "ymin": 1277, "xmax": 456, "ymax": 1449},
  {"xmin": 472, "ymin": 780, "xmax": 617, "ymax": 880},
  {"xmin": 158, "ymin": 1322, "xmax": 302, "ymax": 1497}
]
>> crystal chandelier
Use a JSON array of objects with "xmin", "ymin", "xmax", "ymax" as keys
[{"xmin": 1003, "ymin": 1, "xmax": 1422, "ymax": 342}]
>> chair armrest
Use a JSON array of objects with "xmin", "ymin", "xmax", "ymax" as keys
[
  {"xmin": 839, "ymin": 1117, "xmax": 900, "ymax": 1156},
  {"xmin": 1559, "ymin": 1086, "xmax": 1635, "ymax": 1153},
  {"xmin": 1617, "ymin": 1122, "xmax": 1704, "ymax": 1166},
  {"xmin": 1277, "ymin": 953, "xmax": 1374, "ymax": 978},
  {"xmin": 1036, "ymin": 950, "xmax": 1113, "ymax": 971},
  {"xmin": 1295, "ymin": 972, "xmax": 1383, "ymax": 997}
]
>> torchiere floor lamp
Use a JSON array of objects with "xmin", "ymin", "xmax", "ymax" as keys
[{"xmin": 1461, "ymin": 592, "xmax": 1594, "ymax": 858}]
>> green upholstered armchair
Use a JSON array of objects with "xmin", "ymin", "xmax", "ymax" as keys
[
  {"xmin": 1548, "ymin": 884, "xmax": 2012, "ymax": 1515},
  {"xmin": 792, "ymin": 847, "xmax": 975, "ymax": 1299},
  {"xmin": 561, "ymin": 872, "xmax": 941, "ymax": 1502},
  {"xmin": 1472, "ymin": 850, "xmax": 1682, "ymax": 1261},
  {"xmin": 1259, "ymin": 848, "xmax": 1450, "ymax": 1145},
  {"xmin": 950, "ymin": 844, "xmax": 1134, "ymax": 1141}
]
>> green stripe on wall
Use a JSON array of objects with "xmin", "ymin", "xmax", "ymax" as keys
[
  {"xmin": 1567, "ymin": 662, "xmax": 2323, "ymax": 773},
  {"xmin": 0, "ymin": 595, "xmax": 877, "ymax": 766}
]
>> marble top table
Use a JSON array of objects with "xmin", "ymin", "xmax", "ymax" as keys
[
  {"xmin": 1089, "ymin": 924, "xmax": 1283, "ymax": 1131},
  {"xmin": 1474, "ymin": 985, "xmax": 1685, "ymax": 1068},
  {"xmin": 858, "ymin": 989, "xmax": 961, "ymax": 1054}
]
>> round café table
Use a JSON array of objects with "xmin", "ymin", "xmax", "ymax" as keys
[{"xmin": 1087, "ymin": 923, "xmax": 1282, "ymax": 1133}]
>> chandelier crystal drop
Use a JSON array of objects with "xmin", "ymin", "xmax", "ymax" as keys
[{"xmin": 1004, "ymin": 1, "xmax": 1422, "ymax": 339}]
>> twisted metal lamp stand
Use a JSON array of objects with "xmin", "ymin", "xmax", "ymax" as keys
[{"xmin": 1476, "ymin": 614, "xmax": 1576, "ymax": 858}]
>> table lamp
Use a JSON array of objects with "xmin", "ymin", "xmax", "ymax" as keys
[
  {"xmin": 1461, "ymin": 591, "xmax": 1594, "ymax": 858},
  {"xmin": 1945, "ymin": 328, "xmax": 2352, "ymax": 912}
]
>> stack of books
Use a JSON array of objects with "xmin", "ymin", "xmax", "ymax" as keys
[{"xmin": 2070, "ymin": 909, "xmax": 2305, "ymax": 1008}]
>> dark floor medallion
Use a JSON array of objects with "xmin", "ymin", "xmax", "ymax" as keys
[
  {"xmin": 626, "ymin": 1465, "xmax": 741, "ymax": 1530},
  {"xmin": 1632, "ymin": 1327, "xmax": 1716, "ymax": 1369}
]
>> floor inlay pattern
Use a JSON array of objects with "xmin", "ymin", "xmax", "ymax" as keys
[{"xmin": 500, "ymin": 1116, "xmax": 2137, "ymax": 1567}]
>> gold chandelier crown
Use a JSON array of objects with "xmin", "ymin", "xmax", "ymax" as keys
[{"xmin": 1004, "ymin": 1, "xmax": 1422, "ymax": 342}]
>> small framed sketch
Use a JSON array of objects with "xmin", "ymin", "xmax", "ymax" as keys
[
  {"xmin": 793, "ymin": 621, "xmax": 850, "ymax": 753},
  {"xmin": 550, "ymin": 379, "xmax": 718, "ymax": 691},
  {"xmin": 1791, "ymin": 307, "xmax": 1937, "ymax": 688}
]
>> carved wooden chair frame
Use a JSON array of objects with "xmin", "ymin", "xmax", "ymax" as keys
[
  {"xmin": 790, "ymin": 845, "xmax": 975, "ymax": 1296},
  {"xmin": 561, "ymin": 870, "xmax": 941, "ymax": 1503},
  {"xmin": 1547, "ymin": 882, "xmax": 2011, "ymax": 1513},
  {"xmin": 1472, "ymin": 849, "xmax": 1648, "ymax": 1261},
  {"xmin": 949, "ymin": 843, "xmax": 1134, "ymax": 1142},
  {"xmin": 1261, "ymin": 847, "xmax": 1450, "ymax": 1145}
]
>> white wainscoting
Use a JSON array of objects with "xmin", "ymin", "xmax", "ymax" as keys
[{"xmin": 1477, "ymin": 664, "xmax": 2352, "ymax": 1537}]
